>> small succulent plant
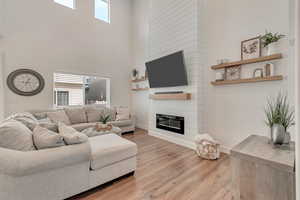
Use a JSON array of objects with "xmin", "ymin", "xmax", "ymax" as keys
[
  {"xmin": 100, "ymin": 114, "xmax": 111, "ymax": 124},
  {"xmin": 261, "ymin": 31, "xmax": 285, "ymax": 47}
]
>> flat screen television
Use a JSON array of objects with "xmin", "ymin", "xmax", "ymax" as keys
[{"xmin": 145, "ymin": 51, "xmax": 188, "ymax": 88}]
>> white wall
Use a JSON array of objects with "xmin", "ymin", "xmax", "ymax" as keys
[
  {"xmin": 1, "ymin": 0, "xmax": 132, "ymax": 116},
  {"xmin": 132, "ymin": 0, "xmax": 295, "ymax": 152},
  {"xmin": 131, "ymin": 0, "xmax": 150, "ymax": 130},
  {"xmin": 0, "ymin": 0, "xmax": 4, "ymax": 120},
  {"xmin": 146, "ymin": 0, "xmax": 201, "ymax": 147},
  {"xmin": 295, "ymin": 0, "xmax": 299, "ymax": 198},
  {"xmin": 203, "ymin": 0, "xmax": 295, "ymax": 150}
]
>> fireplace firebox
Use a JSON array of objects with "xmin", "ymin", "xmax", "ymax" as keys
[{"xmin": 156, "ymin": 114, "xmax": 184, "ymax": 135}]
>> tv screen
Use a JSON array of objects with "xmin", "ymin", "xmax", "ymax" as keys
[{"xmin": 145, "ymin": 51, "xmax": 188, "ymax": 88}]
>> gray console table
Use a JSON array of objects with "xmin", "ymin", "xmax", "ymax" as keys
[{"xmin": 231, "ymin": 135, "xmax": 295, "ymax": 200}]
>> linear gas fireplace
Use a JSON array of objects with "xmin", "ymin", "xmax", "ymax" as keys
[{"xmin": 156, "ymin": 114, "xmax": 184, "ymax": 135}]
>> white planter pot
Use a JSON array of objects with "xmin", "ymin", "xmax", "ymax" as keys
[{"xmin": 267, "ymin": 42, "xmax": 279, "ymax": 55}]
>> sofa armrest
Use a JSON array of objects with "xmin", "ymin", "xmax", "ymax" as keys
[
  {"xmin": 130, "ymin": 114, "xmax": 136, "ymax": 127},
  {"xmin": 0, "ymin": 142, "xmax": 91, "ymax": 177}
]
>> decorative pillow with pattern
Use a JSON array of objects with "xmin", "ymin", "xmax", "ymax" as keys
[
  {"xmin": 58, "ymin": 122, "xmax": 88, "ymax": 145},
  {"xmin": 33, "ymin": 126, "xmax": 65, "ymax": 150},
  {"xmin": 47, "ymin": 110, "xmax": 71, "ymax": 125},
  {"xmin": 0, "ymin": 120, "xmax": 36, "ymax": 151}
]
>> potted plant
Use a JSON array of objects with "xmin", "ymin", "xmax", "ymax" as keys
[
  {"xmin": 261, "ymin": 31, "xmax": 285, "ymax": 56},
  {"xmin": 132, "ymin": 69, "xmax": 139, "ymax": 80},
  {"xmin": 98, "ymin": 114, "xmax": 111, "ymax": 130},
  {"xmin": 264, "ymin": 93, "xmax": 295, "ymax": 145}
]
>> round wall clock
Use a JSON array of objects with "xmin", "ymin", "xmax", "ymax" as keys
[{"xmin": 7, "ymin": 69, "xmax": 45, "ymax": 96}]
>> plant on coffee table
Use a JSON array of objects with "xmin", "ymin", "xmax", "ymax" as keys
[{"xmin": 100, "ymin": 114, "xmax": 111, "ymax": 125}]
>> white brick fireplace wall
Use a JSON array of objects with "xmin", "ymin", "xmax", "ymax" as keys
[{"xmin": 147, "ymin": 0, "xmax": 203, "ymax": 148}]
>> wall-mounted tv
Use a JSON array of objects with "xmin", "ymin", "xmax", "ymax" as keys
[{"xmin": 145, "ymin": 51, "xmax": 188, "ymax": 88}]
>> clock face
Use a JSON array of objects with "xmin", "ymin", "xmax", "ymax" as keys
[{"xmin": 7, "ymin": 69, "xmax": 45, "ymax": 96}]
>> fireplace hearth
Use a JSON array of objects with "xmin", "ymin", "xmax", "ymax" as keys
[{"xmin": 156, "ymin": 114, "xmax": 184, "ymax": 135}]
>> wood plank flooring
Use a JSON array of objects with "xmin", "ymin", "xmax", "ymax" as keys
[{"xmin": 69, "ymin": 129, "xmax": 232, "ymax": 200}]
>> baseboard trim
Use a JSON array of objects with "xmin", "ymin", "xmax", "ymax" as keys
[
  {"xmin": 148, "ymin": 130, "xmax": 197, "ymax": 150},
  {"xmin": 148, "ymin": 130, "xmax": 231, "ymax": 154}
]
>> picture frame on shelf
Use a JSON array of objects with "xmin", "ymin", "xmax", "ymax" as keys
[{"xmin": 241, "ymin": 36, "xmax": 261, "ymax": 60}]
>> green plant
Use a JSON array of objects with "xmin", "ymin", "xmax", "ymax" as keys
[
  {"xmin": 264, "ymin": 93, "xmax": 295, "ymax": 131},
  {"xmin": 261, "ymin": 31, "xmax": 285, "ymax": 47},
  {"xmin": 100, "ymin": 114, "xmax": 111, "ymax": 124}
]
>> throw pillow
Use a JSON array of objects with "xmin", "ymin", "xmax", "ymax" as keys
[
  {"xmin": 0, "ymin": 120, "xmax": 35, "ymax": 151},
  {"xmin": 64, "ymin": 107, "xmax": 87, "ymax": 124},
  {"xmin": 47, "ymin": 110, "xmax": 71, "ymax": 125},
  {"xmin": 102, "ymin": 107, "xmax": 117, "ymax": 121},
  {"xmin": 116, "ymin": 107, "xmax": 130, "ymax": 121},
  {"xmin": 33, "ymin": 126, "xmax": 65, "ymax": 150},
  {"xmin": 58, "ymin": 122, "xmax": 88, "ymax": 145},
  {"xmin": 85, "ymin": 106, "xmax": 105, "ymax": 123},
  {"xmin": 5, "ymin": 112, "xmax": 39, "ymax": 130}
]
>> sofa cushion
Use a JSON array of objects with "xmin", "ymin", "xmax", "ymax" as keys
[
  {"xmin": 64, "ymin": 107, "xmax": 88, "ymax": 124},
  {"xmin": 103, "ymin": 107, "xmax": 117, "ymax": 121},
  {"xmin": 47, "ymin": 110, "xmax": 71, "ymax": 125},
  {"xmin": 71, "ymin": 122, "xmax": 97, "ymax": 132},
  {"xmin": 33, "ymin": 126, "xmax": 65, "ymax": 150},
  {"xmin": 6, "ymin": 112, "xmax": 39, "ymax": 130},
  {"xmin": 116, "ymin": 107, "xmax": 130, "ymax": 121},
  {"xmin": 58, "ymin": 122, "xmax": 88, "ymax": 145},
  {"xmin": 89, "ymin": 134, "xmax": 137, "ymax": 170},
  {"xmin": 0, "ymin": 120, "xmax": 35, "ymax": 151},
  {"xmin": 85, "ymin": 106, "xmax": 105, "ymax": 123},
  {"xmin": 108, "ymin": 119, "xmax": 133, "ymax": 127}
]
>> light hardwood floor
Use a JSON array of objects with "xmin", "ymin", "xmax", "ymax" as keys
[{"xmin": 68, "ymin": 129, "xmax": 232, "ymax": 200}]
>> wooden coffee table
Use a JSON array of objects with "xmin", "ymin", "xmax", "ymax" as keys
[{"xmin": 81, "ymin": 125, "xmax": 122, "ymax": 137}]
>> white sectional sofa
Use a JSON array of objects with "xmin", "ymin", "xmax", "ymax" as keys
[
  {"xmin": 0, "ymin": 106, "xmax": 138, "ymax": 200},
  {"xmin": 29, "ymin": 105, "xmax": 136, "ymax": 134},
  {"xmin": 0, "ymin": 133, "xmax": 137, "ymax": 200}
]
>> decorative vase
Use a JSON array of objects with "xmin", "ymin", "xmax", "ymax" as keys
[
  {"xmin": 270, "ymin": 124, "xmax": 285, "ymax": 145},
  {"xmin": 267, "ymin": 42, "xmax": 279, "ymax": 55},
  {"xmin": 283, "ymin": 131, "xmax": 291, "ymax": 145}
]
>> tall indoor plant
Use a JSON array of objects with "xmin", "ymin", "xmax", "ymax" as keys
[
  {"xmin": 261, "ymin": 31, "xmax": 285, "ymax": 55},
  {"xmin": 264, "ymin": 93, "xmax": 295, "ymax": 145}
]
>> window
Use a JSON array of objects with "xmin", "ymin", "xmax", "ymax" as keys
[
  {"xmin": 56, "ymin": 91, "xmax": 69, "ymax": 106},
  {"xmin": 53, "ymin": 73, "xmax": 110, "ymax": 107},
  {"xmin": 54, "ymin": 0, "xmax": 75, "ymax": 9},
  {"xmin": 95, "ymin": 0, "xmax": 110, "ymax": 23}
]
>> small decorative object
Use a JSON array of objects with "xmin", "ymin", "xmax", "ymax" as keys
[
  {"xmin": 195, "ymin": 134, "xmax": 220, "ymax": 160},
  {"xmin": 264, "ymin": 92, "xmax": 295, "ymax": 146},
  {"xmin": 241, "ymin": 36, "xmax": 261, "ymax": 60},
  {"xmin": 97, "ymin": 114, "xmax": 111, "ymax": 130},
  {"xmin": 261, "ymin": 31, "xmax": 285, "ymax": 55},
  {"xmin": 132, "ymin": 69, "xmax": 139, "ymax": 80},
  {"xmin": 215, "ymin": 71, "xmax": 225, "ymax": 81},
  {"xmin": 96, "ymin": 123, "xmax": 112, "ymax": 132},
  {"xmin": 225, "ymin": 66, "xmax": 241, "ymax": 80},
  {"xmin": 7, "ymin": 69, "xmax": 45, "ymax": 96},
  {"xmin": 271, "ymin": 124, "xmax": 286, "ymax": 145},
  {"xmin": 253, "ymin": 68, "xmax": 264, "ymax": 78},
  {"xmin": 264, "ymin": 63, "xmax": 275, "ymax": 77}
]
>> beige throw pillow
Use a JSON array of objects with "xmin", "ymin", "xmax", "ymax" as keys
[
  {"xmin": 47, "ymin": 110, "xmax": 71, "ymax": 125},
  {"xmin": 33, "ymin": 126, "xmax": 65, "ymax": 150},
  {"xmin": 58, "ymin": 122, "xmax": 88, "ymax": 145},
  {"xmin": 0, "ymin": 120, "xmax": 35, "ymax": 151},
  {"xmin": 116, "ymin": 107, "xmax": 130, "ymax": 121},
  {"xmin": 85, "ymin": 106, "xmax": 105, "ymax": 123},
  {"xmin": 64, "ymin": 107, "xmax": 87, "ymax": 124}
]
